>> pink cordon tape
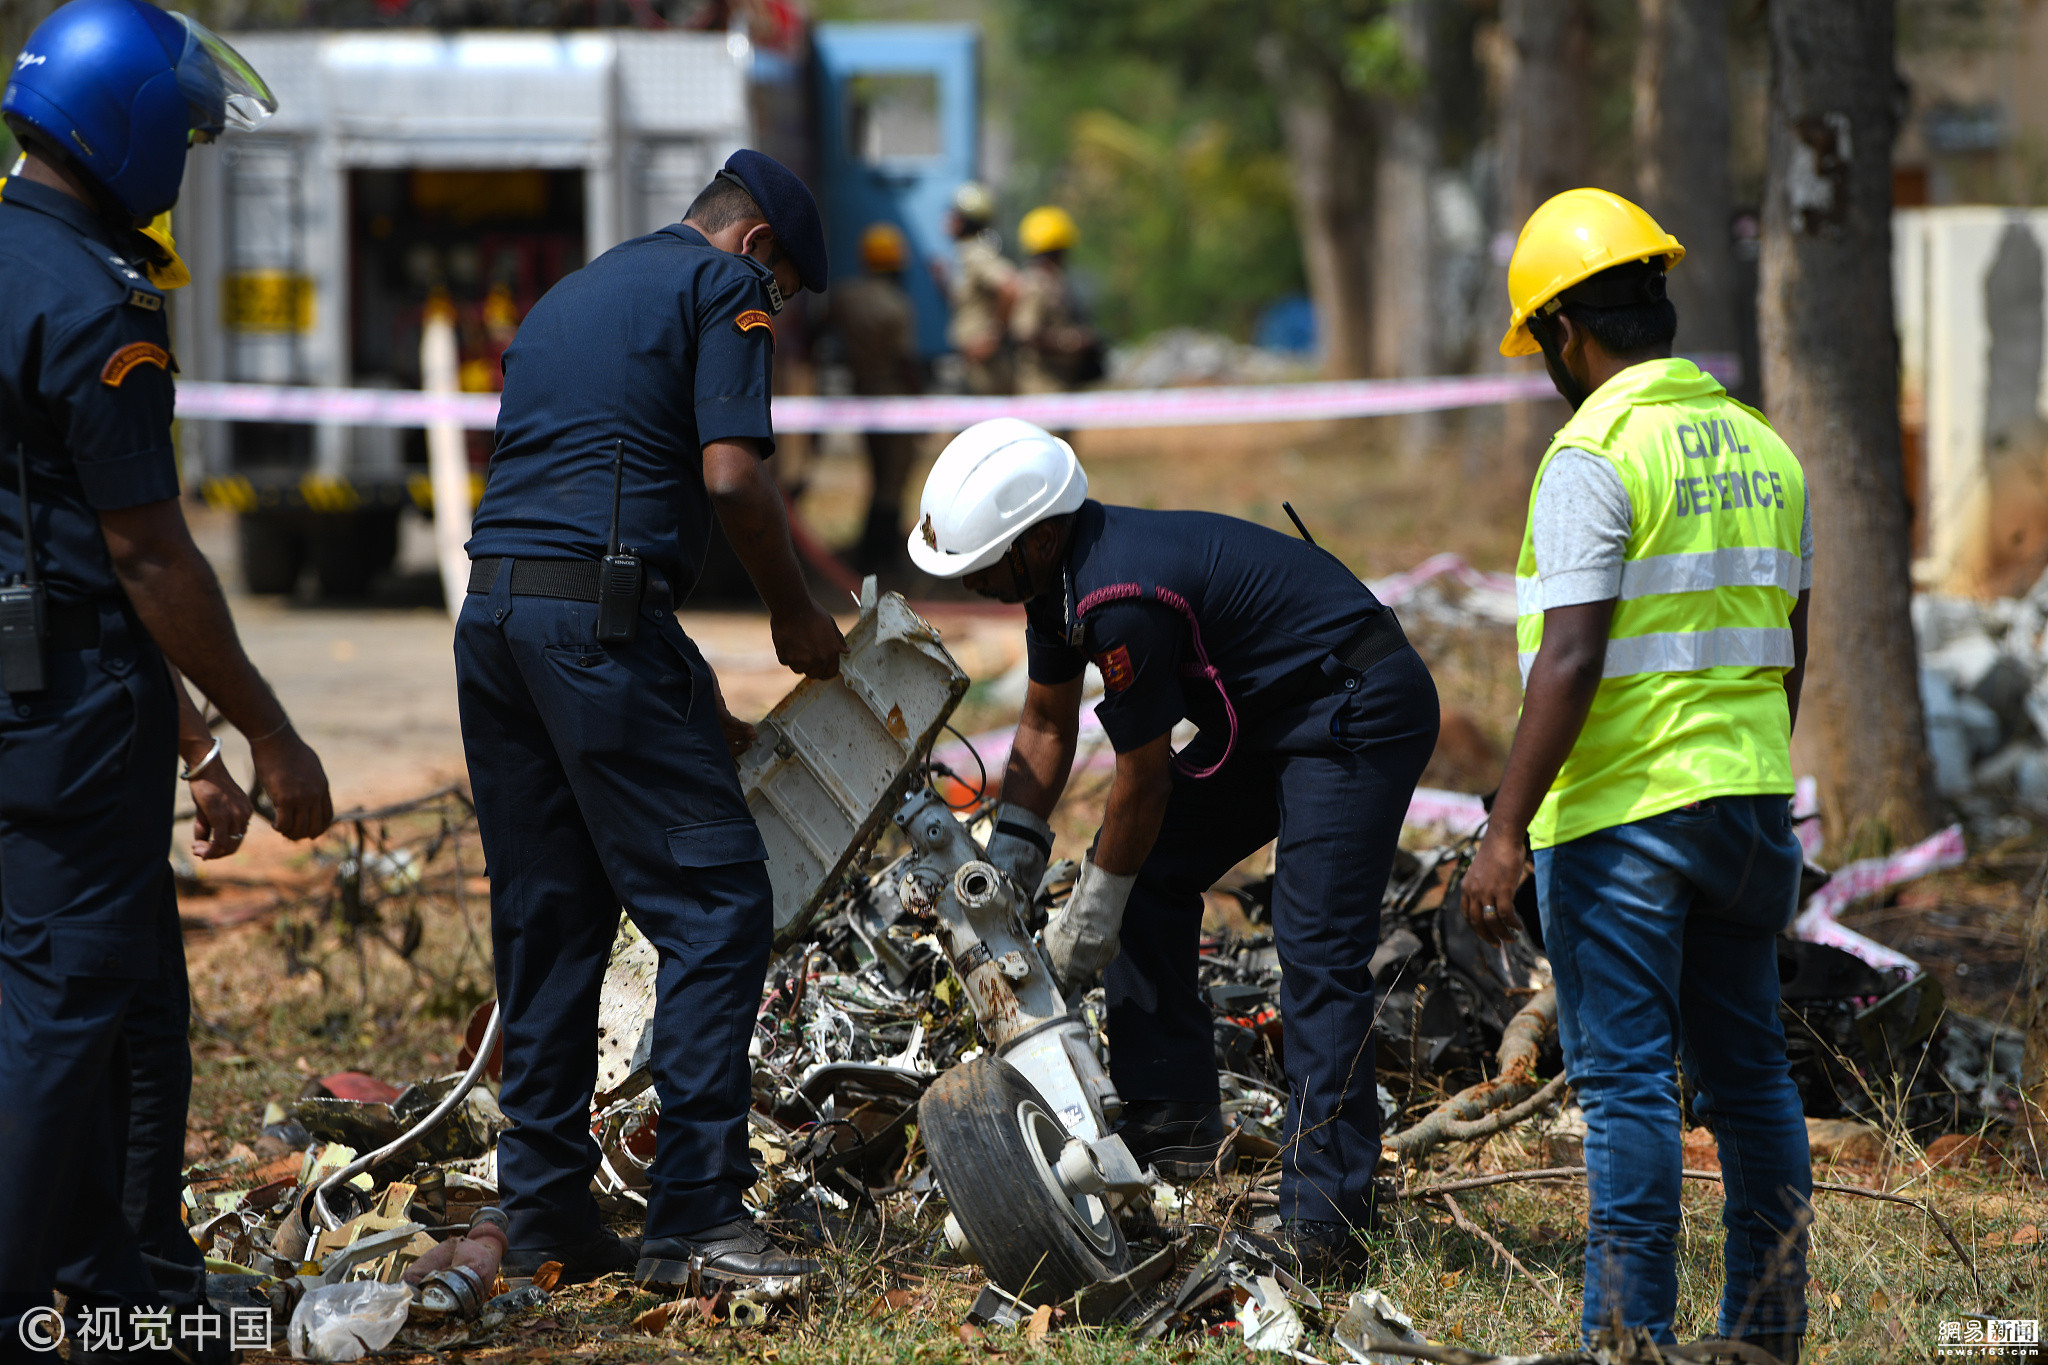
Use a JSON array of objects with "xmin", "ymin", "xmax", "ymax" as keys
[
  {"xmin": 170, "ymin": 357, "xmax": 1720, "ymax": 435},
  {"xmin": 171, "ymin": 374, "xmax": 1561, "ymax": 432},
  {"xmin": 1367, "ymin": 551, "xmax": 1516, "ymax": 604},
  {"xmin": 1789, "ymin": 823, "xmax": 1967, "ymax": 977}
]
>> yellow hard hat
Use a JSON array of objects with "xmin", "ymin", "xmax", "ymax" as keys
[
  {"xmin": 1499, "ymin": 188, "xmax": 1684, "ymax": 357},
  {"xmin": 1019, "ymin": 205, "xmax": 1078, "ymax": 257},
  {"xmin": 860, "ymin": 222, "xmax": 907, "ymax": 273}
]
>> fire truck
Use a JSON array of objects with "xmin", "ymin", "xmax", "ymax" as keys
[{"xmin": 175, "ymin": 18, "xmax": 977, "ymax": 595}]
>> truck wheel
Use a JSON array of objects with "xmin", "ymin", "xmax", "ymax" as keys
[
  {"xmin": 920, "ymin": 1056, "xmax": 1130, "ymax": 1303},
  {"xmin": 238, "ymin": 513, "xmax": 304, "ymax": 595}
]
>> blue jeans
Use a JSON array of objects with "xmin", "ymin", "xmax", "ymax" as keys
[{"xmin": 1535, "ymin": 794, "xmax": 1810, "ymax": 1347}]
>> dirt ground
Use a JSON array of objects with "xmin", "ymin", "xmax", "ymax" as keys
[{"xmin": 164, "ymin": 418, "xmax": 2047, "ymax": 1363}]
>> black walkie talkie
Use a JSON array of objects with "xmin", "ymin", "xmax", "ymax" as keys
[
  {"xmin": 594, "ymin": 438, "xmax": 644, "ymax": 644},
  {"xmin": 0, "ymin": 444, "xmax": 47, "ymax": 694}
]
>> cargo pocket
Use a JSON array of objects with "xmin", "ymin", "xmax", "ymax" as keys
[
  {"xmin": 49, "ymin": 923, "xmax": 159, "ymax": 980},
  {"xmin": 665, "ymin": 816, "xmax": 773, "ymax": 944},
  {"xmin": 666, "ymin": 816, "xmax": 769, "ymax": 868}
]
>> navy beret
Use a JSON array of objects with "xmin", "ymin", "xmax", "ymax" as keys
[{"xmin": 722, "ymin": 149, "xmax": 829, "ymax": 294}]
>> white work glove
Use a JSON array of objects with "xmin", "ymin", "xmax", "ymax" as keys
[
  {"xmin": 1043, "ymin": 857, "xmax": 1137, "ymax": 994},
  {"xmin": 984, "ymin": 801, "xmax": 1056, "ymax": 901}
]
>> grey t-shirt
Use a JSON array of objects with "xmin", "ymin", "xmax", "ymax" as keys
[{"xmin": 1526, "ymin": 447, "xmax": 1814, "ymax": 611}]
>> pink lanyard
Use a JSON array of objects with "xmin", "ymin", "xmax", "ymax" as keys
[{"xmin": 1074, "ymin": 583, "xmax": 1238, "ymax": 779}]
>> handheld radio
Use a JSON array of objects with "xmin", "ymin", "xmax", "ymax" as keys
[
  {"xmin": 594, "ymin": 438, "xmax": 644, "ymax": 644},
  {"xmin": 0, "ymin": 444, "xmax": 47, "ymax": 693}
]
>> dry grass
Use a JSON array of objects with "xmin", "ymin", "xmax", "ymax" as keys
[{"xmin": 178, "ymin": 778, "xmax": 2045, "ymax": 1365}]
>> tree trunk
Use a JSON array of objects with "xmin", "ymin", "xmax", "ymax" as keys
[
  {"xmin": 1498, "ymin": 0, "xmax": 1593, "ymax": 470},
  {"xmin": 1759, "ymin": 0, "xmax": 1938, "ymax": 849},
  {"xmin": 1499, "ymin": 0, "xmax": 1593, "ymax": 223},
  {"xmin": 1264, "ymin": 41, "xmax": 1378, "ymax": 381},
  {"xmin": 1372, "ymin": 0, "xmax": 1442, "ymax": 456},
  {"xmin": 2026, "ymin": 871, "xmax": 2048, "ymax": 1153},
  {"xmin": 1634, "ymin": 0, "xmax": 1741, "ymax": 363}
]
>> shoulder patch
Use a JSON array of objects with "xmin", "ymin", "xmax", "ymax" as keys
[
  {"xmin": 733, "ymin": 309, "xmax": 775, "ymax": 347},
  {"xmin": 101, "ymin": 341, "xmax": 170, "ymax": 387},
  {"xmin": 1095, "ymin": 645, "xmax": 1135, "ymax": 693}
]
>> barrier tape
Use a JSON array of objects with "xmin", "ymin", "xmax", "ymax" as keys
[
  {"xmin": 174, "ymin": 355, "xmax": 1739, "ymax": 432},
  {"xmin": 171, "ymin": 369, "xmax": 1617, "ymax": 434},
  {"xmin": 1790, "ymin": 823, "xmax": 1967, "ymax": 976}
]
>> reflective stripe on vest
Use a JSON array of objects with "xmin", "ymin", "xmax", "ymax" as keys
[
  {"xmin": 1519, "ymin": 625, "xmax": 1793, "ymax": 685},
  {"xmin": 1514, "ymin": 358, "xmax": 1806, "ymax": 849},
  {"xmin": 1514, "ymin": 545, "xmax": 1803, "ymax": 617}
]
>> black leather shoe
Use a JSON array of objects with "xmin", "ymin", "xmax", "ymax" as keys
[
  {"xmin": 503, "ymin": 1230, "xmax": 641, "ymax": 1283},
  {"xmin": 636, "ymin": 1220, "xmax": 820, "ymax": 1290},
  {"xmin": 1116, "ymin": 1101, "xmax": 1236, "ymax": 1181},
  {"xmin": 1275, "ymin": 1218, "xmax": 1373, "ymax": 1284}
]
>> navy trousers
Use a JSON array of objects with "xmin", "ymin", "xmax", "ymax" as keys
[
  {"xmin": 117, "ymin": 902, "xmax": 206, "ymax": 1312},
  {"xmin": 1105, "ymin": 644, "xmax": 1438, "ymax": 1227},
  {"xmin": 0, "ymin": 609, "xmax": 182, "ymax": 1357},
  {"xmin": 455, "ymin": 570, "xmax": 772, "ymax": 1250}
]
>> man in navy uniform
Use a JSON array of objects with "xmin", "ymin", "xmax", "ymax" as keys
[
  {"xmin": 909, "ymin": 419, "xmax": 1440, "ymax": 1282},
  {"xmin": 1, "ymin": 2, "xmax": 333, "ymax": 1355},
  {"xmin": 459, "ymin": 150, "xmax": 844, "ymax": 1291}
]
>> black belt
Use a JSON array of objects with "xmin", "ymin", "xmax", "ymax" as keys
[
  {"xmin": 1333, "ymin": 607, "xmax": 1408, "ymax": 676},
  {"xmin": 467, "ymin": 557, "xmax": 676, "ymax": 612},
  {"xmin": 1259, "ymin": 608, "xmax": 1410, "ymax": 714}
]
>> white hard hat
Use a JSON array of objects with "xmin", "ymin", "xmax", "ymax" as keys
[{"xmin": 909, "ymin": 418, "xmax": 1087, "ymax": 578}]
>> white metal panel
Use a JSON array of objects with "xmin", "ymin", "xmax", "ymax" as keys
[
  {"xmin": 226, "ymin": 35, "xmax": 326, "ymax": 134},
  {"xmin": 615, "ymin": 34, "xmax": 748, "ymax": 135},
  {"xmin": 221, "ymin": 138, "xmax": 306, "ymax": 387},
  {"xmin": 172, "ymin": 145, "xmax": 229, "ymax": 477},
  {"xmin": 631, "ymin": 139, "xmax": 716, "ymax": 238},
  {"xmin": 321, "ymin": 32, "xmax": 615, "ymax": 164},
  {"xmin": 187, "ymin": 28, "xmax": 758, "ymax": 428},
  {"xmin": 737, "ymin": 584, "xmax": 969, "ymax": 949}
]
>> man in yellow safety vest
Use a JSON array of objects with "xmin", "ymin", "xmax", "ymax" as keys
[{"xmin": 1458, "ymin": 189, "xmax": 1812, "ymax": 1365}]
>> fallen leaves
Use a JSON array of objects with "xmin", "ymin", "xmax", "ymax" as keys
[
  {"xmin": 531, "ymin": 1260, "xmax": 564, "ymax": 1292},
  {"xmin": 870, "ymin": 1288, "xmax": 919, "ymax": 1316},
  {"xmin": 634, "ymin": 1296, "xmax": 727, "ymax": 1334}
]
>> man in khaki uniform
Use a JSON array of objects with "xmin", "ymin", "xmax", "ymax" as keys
[
  {"xmin": 824, "ymin": 223, "xmax": 923, "ymax": 571},
  {"xmin": 943, "ymin": 181, "xmax": 1017, "ymax": 395},
  {"xmin": 1011, "ymin": 205, "xmax": 1101, "ymax": 396}
]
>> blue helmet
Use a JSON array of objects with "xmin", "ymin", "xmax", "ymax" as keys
[{"xmin": 3, "ymin": 0, "xmax": 274, "ymax": 220}]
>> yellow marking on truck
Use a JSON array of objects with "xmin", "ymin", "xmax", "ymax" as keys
[
  {"xmin": 222, "ymin": 271, "xmax": 316, "ymax": 333},
  {"xmin": 298, "ymin": 473, "xmax": 359, "ymax": 512}
]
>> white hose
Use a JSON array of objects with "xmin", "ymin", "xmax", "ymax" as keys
[{"xmin": 312, "ymin": 1001, "xmax": 503, "ymax": 1232}]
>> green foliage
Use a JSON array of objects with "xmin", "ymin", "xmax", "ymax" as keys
[
  {"xmin": 1344, "ymin": 13, "xmax": 1422, "ymax": 99},
  {"xmin": 1052, "ymin": 101, "xmax": 1302, "ymax": 342},
  {"xmin": 1007, "ymin": 0, "xmax": 1321, "ymax": 341}
]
